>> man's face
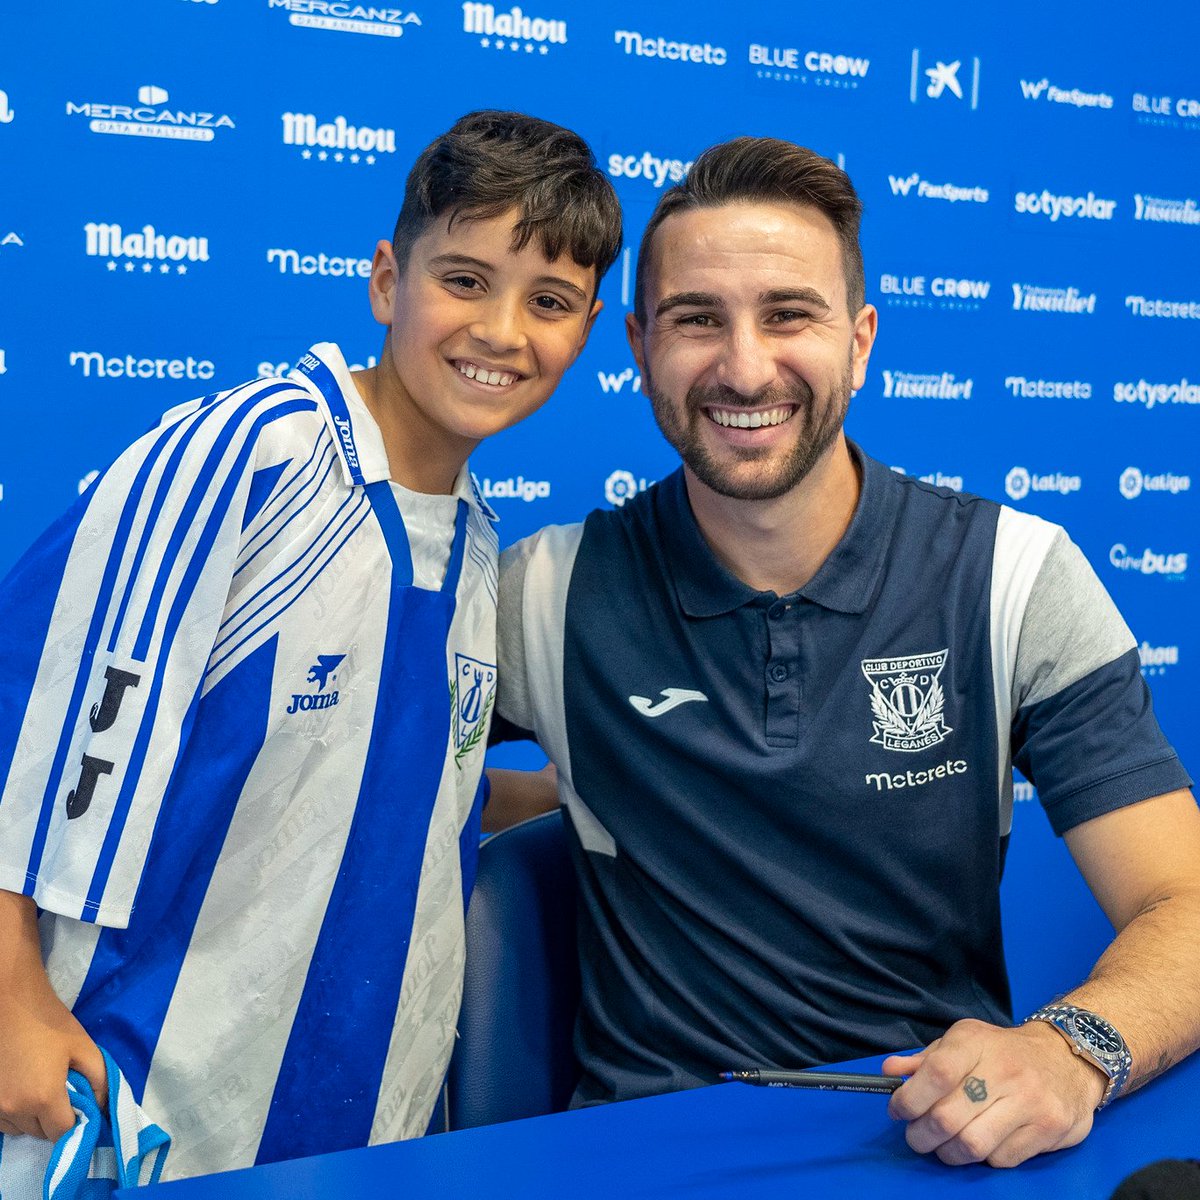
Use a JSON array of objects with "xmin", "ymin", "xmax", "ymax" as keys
[
  {"xmin": 369, "ymin": 207, "xmax": 600, "ymax": 469},
  {"xmin": 627, "ymin": 201, "xmax": 876, "ymax": 501}
]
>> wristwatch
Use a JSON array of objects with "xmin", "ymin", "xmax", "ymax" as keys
[{"xmin": 1023, "ymin": 1004, "xmax": 1132, "ymax": 1109}]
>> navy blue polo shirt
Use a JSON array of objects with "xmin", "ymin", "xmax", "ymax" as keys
[{"xmin": 496, "ymin": 445, "xmax": 1189, "ymax": 1106}]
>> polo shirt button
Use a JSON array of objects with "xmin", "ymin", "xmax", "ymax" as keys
[
  {"xmin": 769, "ymin": 663, "xmax": 789, "ymax": 683},
  {"xmin": 768, "ymin": 602, "xmax": 787, "ymax": 620}
]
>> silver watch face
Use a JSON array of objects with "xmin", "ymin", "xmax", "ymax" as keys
[{"xmin": 1071, "ymin": 1012, "xmax": 1124, "ymax": 1058}]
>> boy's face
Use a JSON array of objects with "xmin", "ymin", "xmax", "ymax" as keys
[{"xmin": 368, "ymin": 208, "xmax": 600, "ymax": 477}]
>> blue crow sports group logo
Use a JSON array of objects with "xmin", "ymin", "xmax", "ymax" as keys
[{"xmin": 452, "ymin": 653, "xmax": 496, "ymax": 766}]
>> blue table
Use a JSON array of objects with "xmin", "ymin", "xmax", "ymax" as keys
[{"xmin": 123, "ymin": 1054, "xmax": 1200, "ymax": 1199}]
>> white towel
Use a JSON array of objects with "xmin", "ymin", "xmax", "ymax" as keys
[{"xmin": 0, "ymin": 1048, "xmax": 170, "ymax": 1199}]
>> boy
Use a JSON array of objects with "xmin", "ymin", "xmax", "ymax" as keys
[{"xmin": 0, "ymin": 110, "xmax": 621, "ymax": 1179}]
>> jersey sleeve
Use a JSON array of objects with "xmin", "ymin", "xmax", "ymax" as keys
[
  {"xmin": 1008, "ymin": 526, "xmax": 1192, "ymax": 835},
  {"xmin": 0, "ymin": 384, "xmax": 305, "ymax": 927}
]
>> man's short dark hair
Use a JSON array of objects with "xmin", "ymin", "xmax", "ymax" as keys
[
  {"xmin": 634, "ymin": 137, "xmax": 865, "ymax": 320},
  {"xmin": 393, "ymin": 110, "xmax": 622, "ymax": 292}
]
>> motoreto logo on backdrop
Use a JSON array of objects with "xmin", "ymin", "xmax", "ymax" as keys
[
  {"xmin": 85, "ymin": 222, "xmax": 209, "ymax": 274},
  {"xmin": 281, "ymin": 112, "xmax": 396, "ymax": 163},
  {"xmin": 1004, "ymin": 467, "xmax": 1081, "ymax": 500},
  {"xmin": 614, "ymin": 29, "xmax": 727, "ymax": 66},
  {"xmin": 462, "ymin": 4, "xmax": 566, "ymax": 53},
  {"xmin": 887, "ymin": 173, "xmax": 989, "ymax": 204},
  {"xmin": 1011, "ymin": 283, "xmax": 1097, "ymax": 314},
  {"xmin": 1125, "ymin": 295, "xmax": 1200, "ymax": 319},
  {"xmin": 1004, "ymin": 376, "xmax": 1092, "ymax": 399},
  {"xmin": 1018, "ymin": 78, "xmax": 1113, "ymax": 109},
  {"xmin": 266, "ymin": 247, "xmax": 372, "ymax": 277},
  {"xmin": 267, "ymin": 1, "xmax": 422, "ymax": 36},
  {"xmin": 749, "ymin": 44, "xmax": 869, "ymax": 88},
  {"xmin": 68, "ymin": 351, "xmax": 216, "ymax": 381},
  {"xmin": 65, "ymin": 86, "xmax": 235, "ymax": 142}
]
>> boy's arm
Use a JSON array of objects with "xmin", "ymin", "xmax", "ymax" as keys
[
  {"xmin": 481, "ymin": 765, "xmax": 558, "ymax": 834},
  {"xmin": 0, "ymin": 890, "xmax": 107, "ymax": 1139}
]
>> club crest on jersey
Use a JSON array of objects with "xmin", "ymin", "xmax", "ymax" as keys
[
  {"xmin": 451, "ymin": 653, "xmax": 496, "ymax": 766},
  {"xmin": 286, "ymin": 653, "xmax": 345, "ymax": 714},
  {"xmin": 861, "ymin": 649, "xmax": 953, "ymax": 753}
]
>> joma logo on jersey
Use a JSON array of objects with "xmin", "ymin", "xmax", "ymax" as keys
[
  {"xmin": 862, "ymin": 650, "xmax": 953, "ymax": 753},
  {"xmin": 66, "ymin": 666, "xmax": 142, "ymax": 819},
  {"xmin": 452, "ymin": 654, "xmax": 496, "ymax": 766},
  {"xmin": 286, "ymin": 654, "xmax": 345, "ymax": 714}
]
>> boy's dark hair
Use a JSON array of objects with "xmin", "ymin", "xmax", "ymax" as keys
[
  {"xmin": 634, "ymin": 137, "xmax": 865, "ymax": 320},
  {"xmin": 392, "ymin": 110, "xmax": 622, "ymax": 292}
]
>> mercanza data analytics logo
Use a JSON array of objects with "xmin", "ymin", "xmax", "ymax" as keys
[
  {"xmin": 267, "ymin": 1, "xmax": 421, "ymax": 36},
  {"xmin": 1114, "ymin": 378, "xmax": 1200, "ymax": 409},
  {"xmin": 881, "ymin": 370, "xmax": 973, "ymax": 399},
  {"xmin": 1139, "ymin": 642, "xmax": 1179, "ymax": 677},
  {"xmin": 604, "ymin": 469, "xmax": 654, "ymax": 507},
  {"xmin": 1013, "ymin": 190, "xmax": 1116, "ymax": 222},
  {"xmin": 1133, "ymin": 194, "xmax": 1200, "ymax": 225},
  {"xmin": 462, "ymin": 4, "xmax": 565, "ymax": 53},
  {"xmin": 1011, "ymin": 283, "xmax": 1096, "ymax": 314},
  {"xmin": 1118, "ymin": 467, "xmax": 1191, "ymax": 499},
  {"xmin": 749, "ymin": 44, "xmax": 868, "ymax": 88},
  {"xmin": 1125, "ymin": 295, "xmax": 1200, "ymax": 319},
  {"xmin": 68, "ymin": 351, "xmax": 215, "ymax": 380},
  {"xmin": 1004, "ymin": 467, "xmax": 1081, "ymax": 500},
  {"xmin": 0, "ymin": 232, "xmax": 24, "ymax": 252},
  {"xmin": 607, "ymin": 151, "xmax": 691, "ymax": 188},
  {"xmin": 266, "ymin": 247, "xmax": 372, "ymax": 277},
  {"xmin": 1018, "ymin": 78, "xmax": 1113, "ymax": 109},
  {"xmin": 281, "ymin": 112, "xmax": 395, "ymax": 164},
  {"xmin": 1133, "ymin": 92, "xmax": 1200, "ymax": 131},
  {"xmin": 477, "ymin": 476, "xmax": 550, "ymax": 502},
  {"xmin": 0, "ymin": 90, "xmax": 14, "ymax": 124},
  {"xmin": 910, "ymin": 51, "xmax": 980, "ymax": 109},
  {"xmin": 879, "ymin": 273, "xmax": 990, "ymax": 310},
  {"xmin": 597, "ymin": 367, "xmax": 642, "ymax": 394},
  {"xmin": 1109, "ymin": 544, "xmax": 1187, "ymax": 579},
  {"xmin": 614, "ymin": 29, "xmax": 726, "ymax": 66},
  {"xmin": 66, "ymin": 85, "xmax": 235, "ymax": 142},
  {"xmin": 887, "ymin": 173, "xmax": 988, "ymax": 204},
  {"xmin": 890, "ymin": 466, "xmax": 964, "ymax": 491},
  {"xmin": 1005, "ymin": 376, "xmax": 1092, "ymax": 399},
  {"xmin": 85, "ymin": 222, "xmax": 208, "ymax": 274}
]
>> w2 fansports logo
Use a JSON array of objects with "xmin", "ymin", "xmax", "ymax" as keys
[
  {"xmin": 451, "ymin": 653, "xmax": 496, "ymax": 767},
  {"xmin": 861, "ymin": 650, "xmax": 953, "ymax": 753}
]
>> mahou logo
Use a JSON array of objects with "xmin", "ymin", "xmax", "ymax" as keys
[
  {"xmin": 85, "ymin": 222, "xmax": 209, "ymax": 273},
  {"xmin": 281, "ymin": 111, "xmax": 396, "ymax": 163},
  {"xmin": 462, "ymin": 3, "xmax": 566, "ymax": 52}
]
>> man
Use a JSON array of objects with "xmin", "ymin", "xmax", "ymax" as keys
[
  {"xmin": 0, "ymin": 110, "xmax": 620, "ymax": 1180},
  {"xmin": 493, "ymin": 137, "xmax": 1200, "ymax": 1168}
]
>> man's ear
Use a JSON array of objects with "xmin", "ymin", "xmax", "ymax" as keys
[
  {"xmin": 625, "ymin": 310, "xmax": 647, "ymax": 377},
  {"xmin": 850, "ymin": 303, "xmax": 878, "ymax": 392},
  {"xmin": 368, "ymin": 239, "xmax": 398, "ymax": 327}
]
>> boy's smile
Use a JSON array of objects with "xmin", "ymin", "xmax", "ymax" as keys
[{"xmin": 360, "ymin": 208, "xmax": 600, "ymax": 494}]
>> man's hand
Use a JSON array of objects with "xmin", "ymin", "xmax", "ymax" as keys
[
  {"xmin": 0, "ymin": 892, "xmax": 107, "ymax": 1140},
  {"xmin": 883, "ymin": 1018, "xmax": 1106, "ymax": 1168}
]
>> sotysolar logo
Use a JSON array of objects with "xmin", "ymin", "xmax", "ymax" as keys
[
  {"xmin": 66, "ymin": 86, "xmax": 236, "ymax": 142},
  {"xmin": 267, "ymin": 1, "xmax": 422, "ymax": 37},
  {"xmin": 1113, "ymin": 378, "xmax": 1200, "ymax": 409},
  {"xmin": 607, "ymin": 151, "xmax": 692, "ymax": 188},
  {"xmin": 1013, "ymin": 190, "xmax": 1116, "ymax": 222},
  {"xmin": 462, "ymin": 3, "xmax": 566, "ymax": 52}
]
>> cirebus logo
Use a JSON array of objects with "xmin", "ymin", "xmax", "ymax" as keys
[
  {"xmin": 604, "ymin": 469, "xmax": 653, "ymax": 507},
  {"xmin": 66, "ymin": 85, "xmax": 236, "ymax": 142},
  {"xmin": 887, "ymin": 173, "xmax": 989, "ymax": 204},
  {"xmin": 881, "ymin": 370, "xmax": 974, "ymax": 399},
  {"xmin": 1139, "ymin": 641, "xmax": 1179, "ymax": 677},
  {"xmin": 614, "ymin": 30, "xmax": 727, "ymax": 66},
  {"xmin": 267, "ymin": 1, "xmax": 422, "ymax": 37},
  {"xmin": 1119, "ymin": 467, "xmax": 1191, "ymax": 499},
  {"xmin": 1133, "ymin": 194, "xmax": 1200, "ymax": 225},
  {"xmin": 1011, "ymin": 283, "xmax": 1097, "ymax": 314},
  {"xmin": 1133, "ymin": 92, "xmax": 1200, "ymax": 130},
  {"xmin": 0, "ymin": 89, "xmax": 15, "ymax": 124},
  {"xmin": 266, "ymin": 247, "xmax": 372, "ymax": 277},
  {"xmin": 281, "ymin": 112, "xmax": 395, "ymax": 163},
  {"xmin": 1014, "ymin": 190, "xmax": 1116, "ymax": 222},
  {"xmin": 890, "ymin": 466, "xmax": 964, "ymax": 492},
  {"xmin": 909, "ymin": 51, "xmax": 981, "ymax": 109},
  {"xmin": 85, "ymin": 222, "xmax": 209, "ymax": 274},
  {"xmin": 1113, "ymin": 378, "xmax": 1200, "ymax": 409},
  {"xmin": 879, "ymin": 273, "xmax": 991, "ymax": 310},
  {"xmin": 1125, "ymin": 295, "xmax": 1200, "ymax": 320},
  {"xmin": 749, "ymin": 45, "xmax": 868, "ymax": 89},
  {"xmin": 597, "ymin": 367, "xmax": 642, "ymax": 394},
  {"xmin": 462, "ymin": 4, "xmax": 566, "ymax": 52},
  {"xmin": 68, "ymin": 351, "xmax": 216, "ymax": 381},
  {"xmin": 1018, "ymin": 78, "xmax": 1113, "ymax": 109},
  {"xmin": 478, "ymin": 476, "xmax": 551, "ymax": 502},
  {"xmin": 1004, "ymin": 377, "xmax": 1092, "ymax": 399},
  {"xmin": 1005, "ymin": 467, "xmax": 1081, "ymax": 500},
  {"xmin": 607, "ymin": 151, "xmax": 691, "ymax": 188},
  {"xmin": 1109, "ymin": 544, "xmax": 1187, "ymax": 579}
]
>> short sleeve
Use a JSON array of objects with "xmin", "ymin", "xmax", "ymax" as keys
[{"xmin": 0, "ymin": 386, "xmax": 307, "ymax": 926}]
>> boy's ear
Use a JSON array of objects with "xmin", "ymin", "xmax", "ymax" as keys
[
  {"xmin": 569, "ymin": 299, "xmax": 603, "ymax": 365},
  {"xmin": 368, "ymin": 239, "xmax": 399, "ymax": 326}
]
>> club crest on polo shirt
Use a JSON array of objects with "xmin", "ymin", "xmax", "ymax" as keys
[
  {"xmin": 451, "ymin": 653, "xmax": 496, "ymax": 767},
  {"xmin": 861, "ymin": 649, "xmax": 953, "ymax": 752}
]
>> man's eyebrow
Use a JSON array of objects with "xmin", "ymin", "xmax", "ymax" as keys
[
  {"xmin": 655, "ymin": 291, "xmax": 724, "ymax": 318},
  {"xmin": 427, "ymin": 255, "xmax": 589, "ymax": 302},
  {"xmin": 760, "ymin": 287, "xmax": 831, "ymax": 312}
]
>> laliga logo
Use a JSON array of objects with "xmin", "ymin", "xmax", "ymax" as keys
[
  {"xmin": 1120, "ymin": 467, "xmax": 1144, "ymax": 499},
  {"xmin": 479, "ymin": 476, "xmax": 550, "ymax": 502},
  {"xmin": 1005, "ymin": 467, "xmax": 1030, "ymax": 501},
  {"xmin": 1118, "ymin": 466, "xmax": 1191, "ymax": 498},
  {"xmin": 1005, "ymin": 467, "xmax": 1081, "ymax": 499},
  {"xmin": 604, "ymin": 469, "xmax": 652, "ymax": 507}
]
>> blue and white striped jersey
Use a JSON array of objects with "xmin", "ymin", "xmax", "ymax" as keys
[{"xmin": 0, "ymin": 343, "xmax": 500, "ymax": 1178}]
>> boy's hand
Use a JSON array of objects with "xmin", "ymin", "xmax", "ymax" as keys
[{"xmin": 0, "ymin": 891, "xmax": 107, "ymax": 1140}]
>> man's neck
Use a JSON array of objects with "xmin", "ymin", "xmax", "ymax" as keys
[{"xmin": 684, "ymin": 437, "xmax": 861, "ymax": 596}]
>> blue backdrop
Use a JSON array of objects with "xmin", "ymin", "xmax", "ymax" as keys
[{"xmin": 1, "ymin": 1, "xmax": 1196, "ymax": 1011}]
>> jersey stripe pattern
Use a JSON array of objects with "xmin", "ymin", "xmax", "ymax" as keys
[{"xmin": 0, "ymin": 344, "xmax": 498, "ymax": 1179}]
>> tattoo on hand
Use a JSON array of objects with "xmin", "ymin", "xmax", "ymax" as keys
[{"xmin": 963, "ymin": 1076, "xmax": 988, "ymax": 1103}]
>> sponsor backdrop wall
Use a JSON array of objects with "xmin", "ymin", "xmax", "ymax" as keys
[{"xmin": 1, "ymin": 2, "xmax": 1196, "ymax": 1012}]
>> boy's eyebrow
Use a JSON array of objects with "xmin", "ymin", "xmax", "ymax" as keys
[{"xmin": 428, "ymin": 254, "xmax": 589, "ymax": 303}]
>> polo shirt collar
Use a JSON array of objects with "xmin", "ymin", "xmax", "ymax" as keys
[{"xmin": 662, "ymin": 441, "xmax": 897, "ymax": 618}]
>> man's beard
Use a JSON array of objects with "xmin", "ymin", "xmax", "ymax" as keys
[{"xmin": 645, "ymin": 364, "xmax": 854, "ymax": 501}]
